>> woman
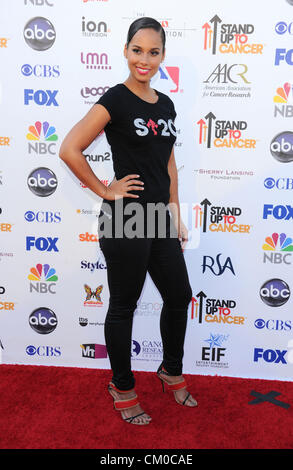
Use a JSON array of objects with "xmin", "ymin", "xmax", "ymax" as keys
[{"xmin": 59, "ymin": 17, "xmax": 197, "ymax": 426}]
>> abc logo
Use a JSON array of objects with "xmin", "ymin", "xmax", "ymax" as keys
[
  {"xmin": 27, "ymin": 167, "xmax": 57, "ymax": 197},
  {"xmin": 131, "ymin": 340, "xmax": 141, "ymax": 357},
  {"xmin": 24, "ymin": 17, "xmax": 56, "ymax": 51},
  {"xmin": 260, "ymin": 279, "xmax": 290, "ymax": 307},
  {"xmin": 270, "ymin": 132, "xmax": 293, "ymax": 163},
  {"xmin": 29, "ymin": 307, "xmax": 57, "ymax": 334}
]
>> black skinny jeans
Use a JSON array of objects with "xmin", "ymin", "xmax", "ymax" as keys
[{"xmin": 98, "ymin": 200, "xmax": 192, "ymax": 391}]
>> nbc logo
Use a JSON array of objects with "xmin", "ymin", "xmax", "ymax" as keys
[
  {"xmin": 274, "ymin": 82, "xmax": 293, "ymax": 118},
  {"xmin": 28, "ymin": 263, "xmax": 58, "ymax": 294},
  {"xmin": 27, "ymin": 121, "xmax": 58, "ymax": 155},
  {"xmin": 262, "ymin": 233, "xmax": 293, "ymax": 265}
]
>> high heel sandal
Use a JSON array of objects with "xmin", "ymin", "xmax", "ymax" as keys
[
  {"xmin": 107, "ymin": 382, "xmax": 151, "ymax": 425},
  {"xmin": 156, "ymin": 363, "xmax": 198, "ymax": 407}
]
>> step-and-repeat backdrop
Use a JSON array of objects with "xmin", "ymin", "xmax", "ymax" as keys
[{"xmin": 1, "ymin": 0, "xmax": 293, "ymax": 381}]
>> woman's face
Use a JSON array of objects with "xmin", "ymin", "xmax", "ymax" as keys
[{"xmin": 124, "ymin": 28, "xmax": 165, "ymax": 83}]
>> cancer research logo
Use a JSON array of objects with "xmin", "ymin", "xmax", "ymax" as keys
[
  {"xmin": 131, "ymin": 339, "xmax": 163, "ymax": 362},
  {"xmin": 202, "ymin": 15, "xmax": 263, "ymax": 55},
  {"xmin": 260, "ymin": 279, "xmax": 290, "ymax": 307},
  {"xmin": 197, "ymin": 112, "xmax": 256, "ymax": 149}
]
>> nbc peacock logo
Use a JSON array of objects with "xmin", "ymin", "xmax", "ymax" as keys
[
  {"xmin": 28, "ymin": 263, "xmax": 58, "ymax": 294},
  {"xmin": 273, "ymin": 82, "xmax": 293, "ymax": 118},
  {"xmin": 26, "ymin": 121, "xmax": 58, "ymax": 155},
  {"xmin": 262, "ymin": 233, "xmax": 293, "ymax": 265},
  {"xmin": 202, "ymin": 15, "xmax": 264, "ymax": 55}
]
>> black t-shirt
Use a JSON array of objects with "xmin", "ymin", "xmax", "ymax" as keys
[{"xmin": 95, "ymin": 83, "xmax": 177, "ymax": 205}]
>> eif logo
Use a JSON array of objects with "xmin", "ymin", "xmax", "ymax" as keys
[
  {"xmin": 197, "ymin": 112, "xmax": 256, "ymax": 149},
  {"xmin": 262, "ymin": 233, "xmax": 293, "ymax": 264},
  {"xmin": 27, "ymin": 121, "xmax": 58, "ymax": 155},
  {"xmin": 197, "ymin": 333, "xmax": 229, "ymax": 369},
  {"xmin": 28, "ymin": 263, "xmax": 58, "ymax": 294},
  {"xmin": 202, "ymin": 15, "xmax": 263, "ymax": 55},
  {"xmin": 158, "ymin": 65, "xmax": 180, "ymax": 93},
  {"xmin": 193, "ymin": 198, "xmax": 250, "ymax": 234}
]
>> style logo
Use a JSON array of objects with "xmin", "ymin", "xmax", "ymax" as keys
[
  {"xmin": 270, "ymin": 131, "xmax": 293, "ymax": 162},
  {"xmin": 26, "ymin": 345, "xmax": 61, "ymax": 357},
  {"xmin": 262, "ymin": 233, "xmax": 293, "ymax": 264},
  {"xmin": 263, "ymin": 204, "xmax": 293, "ymax": 220},
  {"xmin": 202, "ymin": 253, "xmax": 235, "ymax": 275},
  {"xmin": 197, "ymin": 333, "xmax": 229, "ymax": 369},
  {"xmin": 27, "ymin": 167, "xmax": 58, "ymax": 196},
  {"xmin": 80, "ymin": 343, "xmax": 107, "ymax": 358},
  {"xmin": 81, "ymin": 17, "xmax": 109, "ymax": 37},
  {"xmin": 24, "ymin": 210, "xmax": 61, "ymax": 223},
  {"xmin": 81, "ymin": 52, "xmax": 111, "ymax": 70},
  {"xmin": 24, "ymin": 89, "xmax": 59, "ymax": 106},
  {"xmin": 190, "ymin": 291, "xmax": 244, "ymax": 325},
  {"xmin": 81, "ymin": 259, "xmax": 106, "ymax": 271},
  {"xmin": 84, "ymin": 284, "xmax": 103, "ymax": 306},
  {"xmin": 27, "ymin": 121, "xmax": 58, "ymax": 155},
  {"xmin": 158, "ymin": 65, "xmax": 180, "ymax": 93},
  {"xmin": 264, "ymin": 177, "xmax": 293, "ymax": 190},
  {"xmin": 193, "ymin": 198, "xmax": 250, "ymax": 234},
  {"xmin": 26, "ymin": 236, "xmax": 59, "ymax": 252},
  {"xmin": 21, "ymin": 64, "xmax": 60, "ymax": 78},
  {"xmin": 260, "ymin": 279, "xmax": 290, "ymax": 307},
  {"xmin": 254, "ymin": 347, "xmax": 287, "ymax": 364},
  {"xmin": 29, "ymin": 307, "xmax": 58, "ymax": 334},
  {"xmin": 197, "ymin": 112, "xmax": 256, "ymax": 149},
  {"xmin": 202, "ymin": 15, "xmax": 263, "ymax": 55},
  {"xmin": 254, "ymin": 318, "xmax": 292, "ymax": 332},
  {"xmin": 273, "ymin": 82, "xmax": 293, "ymax": 118},
  {"xmin": 28, "ymin": 263, "xmax": 58, "ymax": 294},
  {"xmin": 24, "ymin": 17, "xmax": 56, "ymax": 51}
]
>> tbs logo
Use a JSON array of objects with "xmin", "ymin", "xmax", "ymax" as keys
[
  {"xmin": 263, "ymin": 204, "xmax": 293, "ymax": 220},
  {"xmin": 260, "ymin": 279, "xmax": 290, "ymax": 307},
  {"xmin": 24, "ymin": 89, "xmax": 58, "ymax": 106},
  {"xmin": 26, "ymin": 236, "xmax": 59, "ymax": 252}
]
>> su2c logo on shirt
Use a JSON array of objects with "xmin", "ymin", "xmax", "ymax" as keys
[{"xmin": 134, "ymin": 118, "xmax": 176, "ymax": 137}]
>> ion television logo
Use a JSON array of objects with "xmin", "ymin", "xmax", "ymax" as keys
[
  {"xmin": 27, "ymin": 167, "xmax": 57, "ymax": 196},
  {"xmin": 270, "ymin": 131, "xmax": 293, "ymax": 162},
  {"xmin": 24, "ymin": 17, "xmax": 56, "ymax": 51},
  {"xmin": 260, "ymin": 279, "xmax": 290, "ymax": 306},
  {"xmin": 29, "ymin": 307, "xmax": 58, "ymax": 334}
]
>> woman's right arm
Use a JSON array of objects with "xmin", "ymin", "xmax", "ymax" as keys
[
  {"xmin": 59, "ymin": 104, "xmax": 144, "ymax": 200},
  {"xmin": 59, "ymin": 104, "xmax": 111, "ymax": 199}
]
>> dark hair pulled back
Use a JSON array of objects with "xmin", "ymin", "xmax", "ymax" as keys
[{"xmin": 126, "ymin": 17, "xmax": 166, "ymax": 52}]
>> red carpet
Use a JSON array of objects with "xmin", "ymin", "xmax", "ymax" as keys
[{"xmin": 0, "ymin": 364, "xmax": 292, "ymax": 450}]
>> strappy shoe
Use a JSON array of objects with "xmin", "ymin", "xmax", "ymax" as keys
[
  {"xmin": 108, "ymin": 382, "xmax": 152, "ymax": 425},
  {"xmin": 156, "ymin": 363, "xmax": 198, "ymax": 407}
]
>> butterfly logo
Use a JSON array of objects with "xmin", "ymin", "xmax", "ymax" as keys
[{"xmin": 84, "ymin": 284, "xmax": 103, "ymax": 303}]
